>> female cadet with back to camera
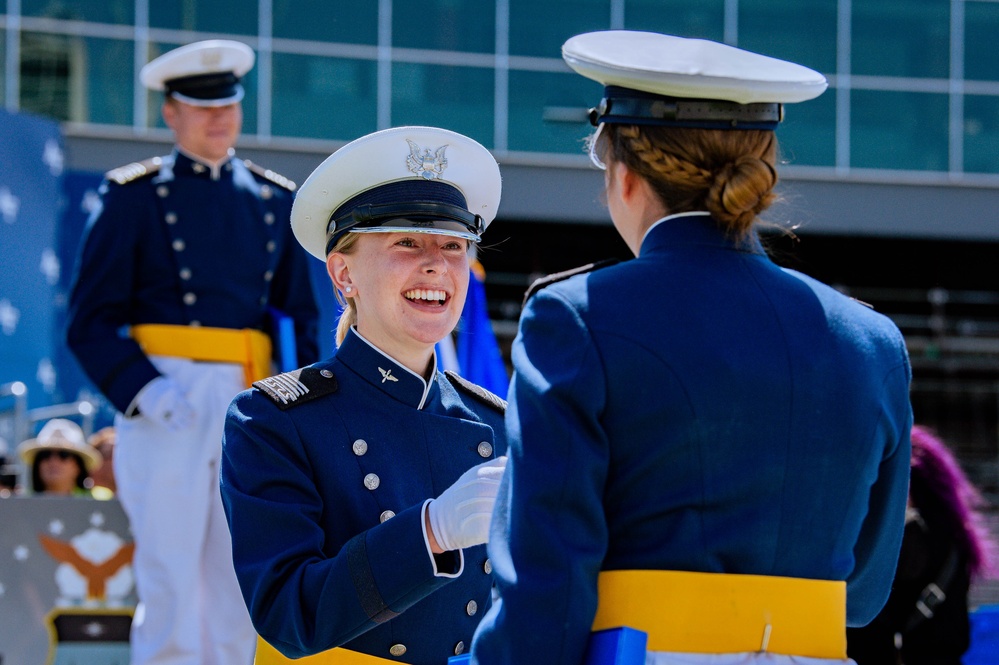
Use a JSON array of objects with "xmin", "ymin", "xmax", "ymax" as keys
[
  {"xmin": 219, "ymin": 126, "xmax": 508, "ymax": 665},
  {"xmin": 470, "ymin": 31, "xmax": 914, "ymax": 665}
]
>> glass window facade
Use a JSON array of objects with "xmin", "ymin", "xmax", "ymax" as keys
[
  {"xmin": 391, "ymin": 63, "xmax": 494, "ymax": 145},
  {"xmin": 625, "ymin": 0, "xmax": 725, "ymax": 41},
  {"xmin": 271, "ymin": 54, "xmax": 378, "ymax": 140},
  {"xmin": 150, "ymin": 1, "xmax": 257, "ymax": 35},
  {"xmin": 3, "ymin": 0, "xmax": 998, "ymax": 178},
  {"xmin": 965, "ymin": 95, "xmax": 999, "ymax": 174},
  {"xmin": 851, "ymin": 90, "xmax": 949, "ymax": 171},
  {"xmin": 273, "ymin": 1, "xmax": 378, "ymax": 44},
  {"xmin": 966, "ymin": 2, "xmax": 999, "ymax": 82},
  {"xmin": 740, "ymin": 0, "xmax": 838, "ymax": 75},
  {"xmin": 22, "ymin": 0, "xmax": 133, "ymax": 24},
  {"xmin": 852, "ymin": 0, "xmax": 950, "ymax": 78},
  {"xmin": 393, "ymin": 1, "xmax": 495, "ymax": 53}
]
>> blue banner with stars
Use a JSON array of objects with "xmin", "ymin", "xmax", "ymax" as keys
[{"xmin": 0, "ymin": 109, "xmax": 64, "ymax": 413}]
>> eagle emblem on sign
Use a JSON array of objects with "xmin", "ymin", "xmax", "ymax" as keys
[{"xmin": 406, "ymin": 140, "xmax": 448, "ymax": 180}]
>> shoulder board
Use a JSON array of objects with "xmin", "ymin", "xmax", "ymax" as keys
[
  {"xmin": 523, "ymin": 258, "xmax": 620, "ymax": 306},
  {"xmin": 444, "ymin": 370, "xmax": 507, "ymax": 414},
  {"xmin": 104, "ymin": 157, "xmax": 163, "ymax": 185},
  {"xmin": 243, "ymin": 160, "xmax": 297, "ymax": 192},
  {"xmin": 253, "ymin": 366, "xmax": 338, "ymax": 410}
]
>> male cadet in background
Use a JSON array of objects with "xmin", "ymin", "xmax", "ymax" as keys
[{"xmin": 66, "ymin": 39, "xmax": 319, "ymax": 665}]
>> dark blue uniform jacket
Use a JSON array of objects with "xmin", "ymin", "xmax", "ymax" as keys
[
  {"xmin": 471, "ymin": 212, "xmax": 913, "ymax": 665},
  {"xmin": 221, "ymin": 329, "xmax": 508, "ymax": 664},
  {"xmin": 66, "ymin": 149, "xmax": 318, "ymax": 412}
]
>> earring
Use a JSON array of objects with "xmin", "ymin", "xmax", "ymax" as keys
[{"xmin": 345, "ymin": 286, "xmax": 352, "ymax": 293}]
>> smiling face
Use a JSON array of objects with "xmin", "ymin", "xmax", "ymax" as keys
[
  {"xmin": 328, "ymin": 232, "xmax": 471, "ymax": 374},
  {"xmin": 163, "ymin": 98, "xmax": 242, "ymax": 162}
]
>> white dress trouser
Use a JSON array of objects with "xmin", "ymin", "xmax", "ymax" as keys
[{"xmin": 115, "ymin": 356, "xmax": 255, "ymax": 665}]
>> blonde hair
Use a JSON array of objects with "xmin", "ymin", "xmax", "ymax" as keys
[
  {"xmin": 328, "ymin": 233, "xmax": 362, "ymax": 346},
  {"xmin": 599, "ymin": 124, "xmax": 779, "ymax": 238}
]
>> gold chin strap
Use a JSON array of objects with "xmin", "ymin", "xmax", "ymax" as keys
[
  {"xmin": 593, "ymin": 569, "xmax": 847, "ymax": 659},
  {"xmin": 131, "ymin": 324, "xmax": 272, "ymax": 387}
]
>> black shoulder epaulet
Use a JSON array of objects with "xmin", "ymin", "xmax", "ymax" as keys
[
  {"xmin": 253, "ymin": 366, "xmax": 338, "ymax": 410},
  {"xmin": 243, "ymin": 159, "xmax": 297, "ymax": 192},
  {"xmin": 444, "ymin": 370, "xmax": 507, "ymax": 414},
  {"xmin": 523, "ymin": 258, "xmax": 620, "ymax": 306},
  {"xmin": 105, "ymin": 157, "xmax": 163, "ymax": 185}
]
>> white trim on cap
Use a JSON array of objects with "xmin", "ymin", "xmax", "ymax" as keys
[
  {"xmin": 562, "ymin": 31, "xmax": 827, "ymax": 105},
  {"xmin": 169, "ymin": 87, "xmax": 246, "ymax": 107}
]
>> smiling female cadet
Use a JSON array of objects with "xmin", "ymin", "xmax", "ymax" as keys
[
  {"xmin": 470, "ymin": 32, "xmax": 913, "ymax": 665},
  {"xmin": 219, "ymin": 126, "xmax": 508, "ymax": 665}
]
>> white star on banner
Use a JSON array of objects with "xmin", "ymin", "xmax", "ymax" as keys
[
  {"xmin": 40, "ymin": 248, "xmax": 60, "ymax": 285},
  {"xmin": 0, "ymin": 299, "xmax": 20, "ymax": 335},
  {"xmin": 13, "ymin": 545, "xmax": 29, "ymax": 561},
  {"xmin": 0, "ymin": 187, "xmax": 20, "ymax": 224},
  {"xmin": 49, "ymin": 519, "xmax": 65, "ymax": 535},
  {"xmin": 81, "ymin": 189, "xmax": 101, "ymax": 214},
  {"xmin": 37, "ymin": 358, "xmax": 57, "ymax": 393},
  {"xmin": 0, "ymin": 582, "xmax": 6, "ymax": 597},
  {"xmin": 90, "ymin": 512, "xmax": 106, "ymax": 527},
  {"xmin": 43, "ymin": 138, "xmax": 64, "ymax": 176}
]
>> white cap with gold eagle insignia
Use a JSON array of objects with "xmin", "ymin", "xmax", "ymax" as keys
[{"xmin": 291, "ymin": 126, "xmax": 502, "ymax": 260}]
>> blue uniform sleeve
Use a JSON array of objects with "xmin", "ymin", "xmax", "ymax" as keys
[
  {"xmin": 66, "ymin": 182, "xmax": 161, "ymax": 412},
  {"xmin": 268, "ymin": 211, "xmax": 319, "ymax": 366},
  {"xmin": 471, "ymin": 287, "xmax": 610, "ymax": 665},
  {"xmin": 845, "ymin": 348, "xmax": 913, "ymax": 626},
  {"xmin": 220, "ymin": 390, "xmax": 457, "ymax": 658}
]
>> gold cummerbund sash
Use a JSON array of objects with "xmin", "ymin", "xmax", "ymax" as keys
[
  {"xmin": 131, "ymin": 324, "xmax": 272, "ymax": 388},
  {"xmin": 592, "ymin": 569, "xmax": 846, "ymax": 659},
  {"xmin": 254, "ymin": 637, "xmax": 403, "ymax": 664}
]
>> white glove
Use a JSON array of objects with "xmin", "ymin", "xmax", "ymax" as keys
[
  {"xmin": 428, "ymin": 456, "xmax": 507, "ymax": 552},
  {"xmin": 135, "ymin": 376, "xmax": 195, "ymax": 431}
]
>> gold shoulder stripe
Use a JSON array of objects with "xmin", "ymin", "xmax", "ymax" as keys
[
  {"xmin": 243, "ymin": 160, "xmax": 297, "ymax": 192},
  {"xmin": 105, "ymin": 157, "xmax": 163, "ymax": 185}
]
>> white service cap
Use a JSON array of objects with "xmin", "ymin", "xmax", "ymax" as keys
[
  {"xmin": 140, "ymin": 39, "xmax": 255, "ymax": 107},
  {"xmin": 291, "ymin": 126, "xmax": 502, "ymax": 260},
  {"xmin": 563, "ymin": 31, "xmax": 827, "ymax": 129}
]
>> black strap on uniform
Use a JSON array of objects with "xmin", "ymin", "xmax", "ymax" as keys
[{"xmin": 902, "ymin": 545, "xmax": 960, "ymax": 634}]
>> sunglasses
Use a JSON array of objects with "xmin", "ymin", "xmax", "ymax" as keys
[{"xmin": 36, "ymin": 450, "xmax": 75, "ymax": 462}]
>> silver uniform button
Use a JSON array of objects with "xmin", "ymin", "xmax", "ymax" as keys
[
  {"xmin": 192, "ymin": 163, "xmax": 205, "ymax": 174},
  {"xmin": 466, "ymin": 600, "xmax": 478, "ymax": 616},
  {"xmin": 320, "ymin": 369, "xmax": 334, "ymax": 378},
  {"xmin": 363, "ymin": 473, "xmax": 380, "ymax": 490},
  {"xmin": 352, "ymin": 439, "xmax": 367, "ymax": 456},
  {"xmin": 266, "ymin": 240, "xmax": 277, "ymax": 252},
  {"xmin": 156, "ymin": 185, "xmax": 169, "ymax": 198},
  {"xmin": 165, "ymin": 212, "xmax": 178, "ymax": 224},
  {"xmin": 389, "ymin": 644, "xmax": 406, "ymax": 657},
  {"xmin": 454, "ymin": 641, "xmax": 465, "ymax": 656},
  {"xmin": 263, "ymin": 270, "xmax": 274, "ymax": 282},
  {"xmin": 183, "ymin": 292, "xmax": 197, "ymax": 305},
  {"xmin": 179, "ymin": 268, "xmax": 192, "ymax": 280},
  {"xmin": 379, "ymin": 510, "xmax": 395, "ymax": 522},
  {"xmin": 172, "ymin": 239, "xmax": 185, "ymax": 252},
  {"xmin": 477, "ymin": 441, "xmax": 493, "ymax": 458},
  {"xmin": 264, "ymin": 212, "xmax": 275, "ymax": 225},
  {"xmin": 483, "ymin": 558, "xmax": 492, "ymax": 574},
  {"xmin": 261, "ymin": 185, "xmax": 272, "ymax": 199},
  {"xmin": 260, "ymin": 296, "xmax": 268, "ymax": 306},
  {"xmin": 190, "ymin": 320, "xmax": 201, "ymax": 327}
]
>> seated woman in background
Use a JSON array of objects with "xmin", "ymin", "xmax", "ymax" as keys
[
  {"xmin": 848, "ymin": 425, "xmax": 998, "ymax": 665},
  {"xmin": 17, "ymin": 418, "xmax": 102, "ymax": 497}
]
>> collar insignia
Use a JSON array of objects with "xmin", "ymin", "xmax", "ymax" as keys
[
  {"xmin": 378, "ymin": 367, "xmax": 399, "ymax": 384},
  {"xmin": 405, "ymin": 140, "xmax": 448, "ymax": 180}
]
